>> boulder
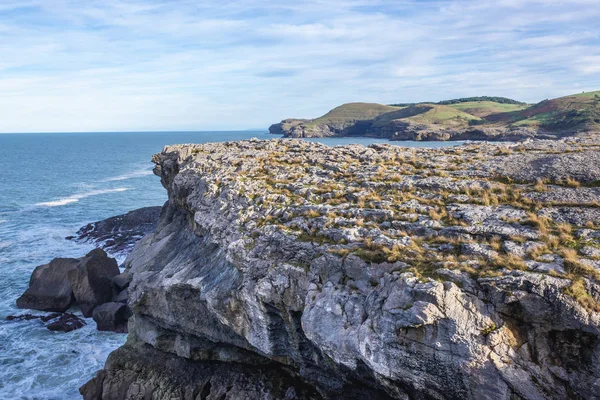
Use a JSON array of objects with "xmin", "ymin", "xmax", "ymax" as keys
[
  {"xmin": 92, "ymin": 302, "xmax": 129, "ymax": 333},
  {"xmin": 16, "ymin": 258, "xmax": 80, "ymax": 312},
  {"xmin": 112, "ymin": 290, "xmax": 128, "ymax": 304},
  {"xmin": 112, "ymin": 272, "xmax": 131, "ymax": 291},
  {"xmin": 68, "ymin": 249, "xmax": 120, "ymax": 317}
]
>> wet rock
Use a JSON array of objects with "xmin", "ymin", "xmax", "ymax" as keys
[
  {"xmin": 68, "ymin": 249, "xmax": 120, "ymax": 317},
  {"xmin": 16, "ymin": 258, "xmax": 80, "ymax": 312},
  {"xmin": 92, "ymin": 302, "xmax": 129, "ymax": 333},
  {"xmin": 6, "ymin": 312, "xmax": 85, "ymax": 332},
  {"xmin": 45, "ymin": 312, "xmax": 86, "ymax": 332},
  {"xmin": 73, "ymin": 206, "xmax": 162, "ymax": 256}
]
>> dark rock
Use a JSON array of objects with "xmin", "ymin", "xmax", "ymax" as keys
[
  {"xmin": 80, "ymin": 343, "xmax": 323, "ymax": 400},
  {"xmin": 16, "ymin": 258, "xmax": 80, "ymax": 312},
  {"xmin": 6, "ymin": 312, "xmax": 85, "ymax": 332},
  {"xmin": 92, "ymin": 302, "xmax": 129, "ymax": 333},
  {"xmin": 73, "ymin": 206, "xmax": 162, "ymax": 255},
  {"xmin": 68, "ymin": 249, "xmax": 120, "ymax": 317},
  {"xmin": 111, "ymin": 272, "xmax": 131, "ymax": 291},
  {"xmin": 45, "ymin": 313, "xmax": 86, "ymax": 332},
  {"xmin": 6, "ymin": 313, "xmax": 45, "ymax": 321},
  {"xmin": 112, "ymin": 290, "xmax": 128, "ymax": 304}
]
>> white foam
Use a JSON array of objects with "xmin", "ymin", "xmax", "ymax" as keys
[
  {"xmin": 35, "ymin": 188, "xmax": 130, "ymax": 207},
  {"xmin": 102, "ymin": 168, "xmax": 153, "ymax": 182},
  {"xmin": 0, "ymin": 220, "xmax": 6, "ymax": 224}
]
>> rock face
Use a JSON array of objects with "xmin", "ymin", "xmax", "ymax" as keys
[
  {"xmin": 92, "ymin": 302, "xmax": 130, "ymax": 333},
  {"xmin": 72, "ymin": 206, "xmax": 162, "ymax": 256},
  {"xmin": 85, "ymin": 136, "xmax": 600, "ymax": 399},
  {"xmin": 68, "ymin": 249, "xmax": 120, "ymax": 317},
  {"xmin": 16, "ymin": 258, "xmax": 80, "ymax": 312}
]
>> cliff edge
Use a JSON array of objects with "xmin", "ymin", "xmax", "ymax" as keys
[{"xmin": 83, "ymin": 136, "xmax": 600, "ymax": 399}]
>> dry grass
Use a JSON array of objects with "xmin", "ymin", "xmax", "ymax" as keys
[
  {"xmin": 534, "ymin": 179, "xmax": 549, "ymax": 192},
  {"xmin": 564, "ymin": 278, "xmax": 600, "ymax": 312},
  {"xmin": 526, "ymin": 212, "xmax": 550, "ymax": 235},
  {"xmin": 562, "ymin": 176, "xmax": 581, "ymax": 188}
]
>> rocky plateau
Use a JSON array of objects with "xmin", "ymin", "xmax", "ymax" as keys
[{"xmin": 80, "ymin": 135, "xmax": 600, "ymax": 399}]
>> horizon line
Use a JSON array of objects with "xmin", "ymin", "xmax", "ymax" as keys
[{"xmin": 0, "ymin": 129, "xmax": 271, "ymax": 135}]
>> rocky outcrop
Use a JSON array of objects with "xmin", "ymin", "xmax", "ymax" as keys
[
  {"xmin": 15, "ymin": 249, "xmax": 131, "ymax": 331},
  {"xmin": 68, "ymin": 249, "xmax": 120, "ymax": 317},
  {"xmin": 273, "ymin": 116, "xmax": 560, "ymax": 142},
  {"xmin": 16, "ymin": 257, "xmax": 80, "ymax": 312},
  {"xmin": 85, "ymin": 136, "xmax": 600, "ymax": 399},
  {"xmin": 269, "ymin": 119, "xmax": 311, "ymax": 136},
  {"xmin": 71, "ymin": 206, "xmax": 162, "ymax": 256}
]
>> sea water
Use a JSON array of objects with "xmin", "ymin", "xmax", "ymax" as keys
[{"xmin": 0, "ymin": 131, "xmax": 461, "ymax": 399}]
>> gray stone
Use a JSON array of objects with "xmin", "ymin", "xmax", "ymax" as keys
[
  {"xmin": 73, "ymin": 206, "xmax": 162, "ymax": 256},
  {"xmin": 112, "ymin": 272, "xmax": 131, "ymax": 291},
  {"xmin": 85, "ymin": 138, "xmax": 600, "ymax": 400},
  {"xmin": 92, "ymin": 302, "xmax": 129, "ymax": 333},
  {"xmin": 68, "ymin": 249, "xmax": 120, "ymax": 317},
  {"xmin": 16, "ymin": 258, "xmax": 80, "ymax": 312}
]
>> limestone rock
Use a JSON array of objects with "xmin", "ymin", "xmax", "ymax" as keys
[{"xmin": 85, "ymin": 137, "xmax": 600, "ymax": 400}]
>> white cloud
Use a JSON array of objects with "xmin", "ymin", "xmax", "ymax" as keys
[{"xmin": 0, "ymin": 0, "xmax": 599, "ymax": 132}]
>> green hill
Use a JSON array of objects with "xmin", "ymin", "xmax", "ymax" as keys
[
  {"xmin": 372, "ymin": 104, "xmax": 481, "ymax": 129},
  {"xmin": 270, "ymin": 91, "xmax": 600, "ymax": 140},
  {"xmin": 509, "ymin": 91, "xmax": 600, "ymax": 131},
  {"xmin": 302, "ymin": 103, "xmax": 401, "ymax": 130}
]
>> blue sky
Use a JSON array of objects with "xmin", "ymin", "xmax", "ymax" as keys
[{"xmin": 1, "ymin": 0, "xmax": 599, "ymax": 133}]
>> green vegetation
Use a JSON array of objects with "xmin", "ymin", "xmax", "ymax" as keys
[
  {"xmin": 372, "ymin": 104, "xmax": 481, "ymax": 129},
  {"xmin": 390, "ymin": 96, "xmax": 525, "ymax": 107},
  {"xmin": 447, "ymin": 101, "xmax": 529, "ymax": 118},
  {"xmin": 276, "ymin": 90, "xmax": 600, "ymax": 139},
  {"xmin": 506, "ymin": 91, "xmax": 600, "ymax": 131},
  {"xmin": 302, "ymin": 103, "xmax": 402, "ymax": 130}
]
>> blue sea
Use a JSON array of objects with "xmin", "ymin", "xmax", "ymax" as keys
[{"xmin": 0, "ymin": 131, "xmax": 461, "ymax": 399}]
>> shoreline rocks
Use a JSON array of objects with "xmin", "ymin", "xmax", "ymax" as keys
[
  {"xmin": 16, "ymin": 258, "xmax": 80, "ymax": 312},
  {"xmin": 16, "ymin": 249, "xmax": 131, "ymax": 332},
  {"xmin": 7, "ymin": 312, "xmax": 86, "ymax": 332},
  {"xmin": 70, "ymin": 206, "xmax": 162, "ymax": 256},
  {"xmin": 14, "ymin": 206, "xmax": 161, "ymax": 333},
  {"xmin": 68, "ymin": 249, "xmax": 120, "ymax": 317}
]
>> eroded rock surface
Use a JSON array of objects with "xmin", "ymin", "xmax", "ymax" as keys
[
  {"xmin": 86, "ymin": 136, "xmax": 600, "ymax": 399},
  {"xmin": 72, "ymin": 206, "xmax": 162, "ymax": 256}
]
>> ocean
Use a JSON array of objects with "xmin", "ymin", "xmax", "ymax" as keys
[{"xmin": 0, "ymin": 131, "xmax": 461, "ymax": 399}]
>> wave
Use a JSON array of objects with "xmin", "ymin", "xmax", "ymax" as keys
[
  {"xmin": 35, "ymin": 188, "xmax": 130, "ymax": 207},
  {"xmin": 102, "ymin": 168, "xmax": 153, "ymax": 182},
  {"xmin": 0, "ymin": 220, "xmax": 6, "ymax": 224}
]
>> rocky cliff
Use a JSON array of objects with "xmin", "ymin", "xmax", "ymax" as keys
[{"xmin": 83, "ymin": 136, "xmax": 600, "ymax": 399}]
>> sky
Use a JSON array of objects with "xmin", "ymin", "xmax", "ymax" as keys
[{"xmin": 1, "ymin": 0, "xmax": 599, "ymax": 133}]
